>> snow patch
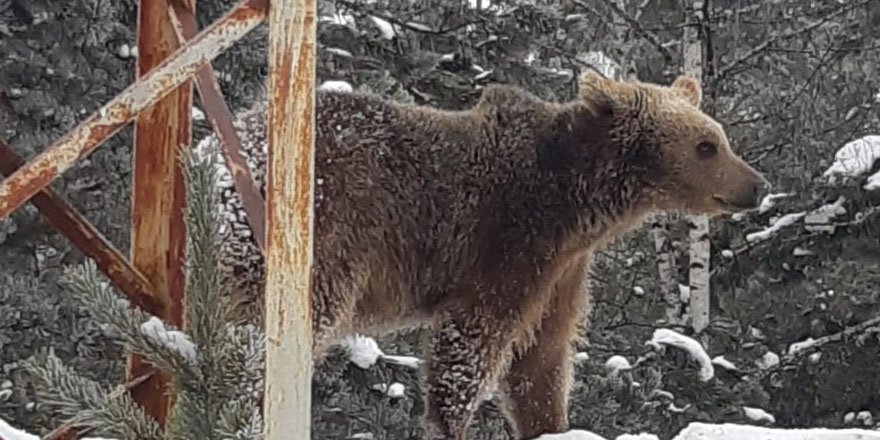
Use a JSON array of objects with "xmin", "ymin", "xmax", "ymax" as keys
[
  {"xmin": 604, "ymin": 355, "xmax": 632, "ymax": 376},
  {"xmin": 746, "ymin": 212, "xmax": 806, "ymax": 243},
  {"xmin": 758, "ymin": 192, "xmax": 793, "ymax": 214},
  {"xmin": 0, "ymin": 417, "xmax": 116, "ymax": 440},
  {"xmin": 805, "ymin": 197, "xmax": 847, "ymax": 234},
  {"xmin": 140, "ymin": 317, "xmax": 197, "ymax": 365},
  {"xmin": 318, "ymin": 80, "xmax": 354, "ymax": 93},
  {"xmin": 711, "ymin": 356, "xmax": 738, "ymax": 371},
  {"xmin": 672, "ymin": 422, "xmax": 880, "ymax": 440},
  {"xmin": 191, "ymin": 106, "xmax": 205, "ymax": 121},
  {"xmin": 574, "ymin": 352, "xmax": 590, "ymax": 363},
  {"xmin": 756, "ymin": 351, "xmax": 780, "ymax": 370},
  {"xmin": 633, "ymin": 286, "xmax": 645, "ymax": 296},
  {"xmin": 343, "ymin": 334, "xmax": 382, "ymax": 369},
  {"xmin": 578, "ymin": 51, "xmax": 622, "ymax": 80},
  {"xmin": 678, "ymin": 284, "xmax": 691, "ymax": 303},
  {"xmin": 788, "ymin": 337, "xmax": 818, "ymax": 355},
  {"xmin": 743, "ymin": 406, "xmax": 776, "ymax": 424},
  {"xmin": 535, "ymin": 430, "xmax": 607, "ymax": 440},
  {"xmin": 721, "ymin": 249, "xmax": 734, "ymax": 258},
  {"xmin": 823, "ymin": 135, "xmax": 880, "ymax": 182},
  {"xmin": 648, "ymin": 329, "xmax": 714, "ymax": 381},
  {"xmin": 382, "ymin": 354, "xmax": 422, "ymax": 369},
  {"xmin": 368, "ymin": 16, "xmax": 397, "ymax": 39}
]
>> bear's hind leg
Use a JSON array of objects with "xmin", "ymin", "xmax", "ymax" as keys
[
  {"xmin": 500, "ymin": 256, "xmax": 590, "ymax": 440},
  {"xmin": 423, "ymin": 299, "xmax": 519, "ymax": 440}
]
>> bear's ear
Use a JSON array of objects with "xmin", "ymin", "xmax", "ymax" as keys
[
  {"xmin": 670, "ymin": 75, "xmax": 702, "ymax": 107},
  {"xmin": 578, "ymin": 69, "xmax": 617, "ymax": 116}
]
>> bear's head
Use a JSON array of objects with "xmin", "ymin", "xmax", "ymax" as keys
[{"xmin": 577, "ymin": 69, "xmax": 769, "ymax": 217}]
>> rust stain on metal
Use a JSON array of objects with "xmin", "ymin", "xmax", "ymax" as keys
[
  {"xmin": 0, "ymin": 139, "xmax": 164, "ymax": 317},
  {"xmin": 168, "ymin": 0, "xmax": 267, "ymax": 253},
  {"xmin": 0, "ymin": 0, "xmax": 268, "ymax": 221},
  {"xmin": 263, "ymin": 0, "xmax": 316, "ymax": 438},
  {"xmin": 126, "ymin": 0, "xmax": 194, "ymax": 427}
]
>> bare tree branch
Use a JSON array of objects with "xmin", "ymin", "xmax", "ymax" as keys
[
  {"xmin": 715, "ymin": 1, "xmax": 868, "ymax": 79},
  {"xmin": 573, "ymin": 0, "xmax": 676, "ymax": 62}
]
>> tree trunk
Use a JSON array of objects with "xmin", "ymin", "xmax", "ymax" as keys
[{"xmin": 683, "ymin": 0, "xmax": 711, "ymax": 344}]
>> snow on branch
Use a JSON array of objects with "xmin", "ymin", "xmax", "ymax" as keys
[
  {"xmin": 139, "ymin": 317, "xmax": 198, "ymax": 366},
  {"xmin": 342, "ymin": 334, "xmax": 422, "ymax": 370},
  {"xmin": 647, "ymin": 329, "xmax": 714, "ymax": 382}
]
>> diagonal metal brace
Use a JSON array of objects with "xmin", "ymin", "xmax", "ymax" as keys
[
  {"xmin": 0, "ymin": 138, "xmax": 164, "ymax": 316},
  {"xmin": 168, "ymin": 0, "xmax": 267, "ymax": 254},
  {"xmin": 0, "ymin": 0, "xmax": 269, "ymax": 220}
]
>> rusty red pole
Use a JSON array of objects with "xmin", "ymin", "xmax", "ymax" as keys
[
  {"xmin": 125, "ymin": 0, "xmax": 195, "ymax": 426},
  {"xmin": 263, "ymin": 0, "xmax": 317, "ymax": 437}
]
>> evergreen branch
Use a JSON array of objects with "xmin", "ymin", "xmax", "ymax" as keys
[
  {"xmin": 43, "ymin": 373, "xmax": 154, "ymax": 440},
  {"xmin": 24, "ymin": 350, "xmax": 164, "ymax": 440},
  {"xmin": 61, "ymin": 261, "xmax": 199, "ymax": 377}
]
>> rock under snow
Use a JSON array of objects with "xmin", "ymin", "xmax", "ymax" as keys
[{"xmin": 648, "ymin": 329, "xmax": 714, "ymax": 382}]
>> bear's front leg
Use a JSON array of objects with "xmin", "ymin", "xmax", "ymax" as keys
[
  {"xmin": 500, "ymin": 256, "xmax": 590, "ymax": 439},
  {"xmin": 423, "ymin": 299, "xmax": 518, "ymax": 440}
]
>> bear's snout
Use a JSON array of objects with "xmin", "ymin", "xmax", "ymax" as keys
[{"xmin": 728, "ymin": 169, "xmax": 770, "ymax": 210}]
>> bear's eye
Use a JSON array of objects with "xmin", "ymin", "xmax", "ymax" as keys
[{"xmin": 696, "ymin": 142, "xmax": 717, "ymax": 159}]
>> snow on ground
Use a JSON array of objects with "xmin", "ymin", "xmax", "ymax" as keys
[
  {"xmin": 318, "ymin": 80, "xmax": 354, "ymax": 93},
  {"xmin": 538, "ymin": 424, "xmax": 880, "ymax": 440},
  {"xmin": 647, "ymin": 329, "xmax": 714, "ymax": 382},
  {"xmin": 743, "ymin": 406, "xmax": 776, "ymax": 424},
  {"xmin": 574, "ymin": 352, "xmax": 590, "ymax": 362},
  {"xmin": 823, "ymin": 135, "xmax": 880, "ymax": 183},
  {"xmin": 746, "ymin": 212, "xmax": 806, "ymax": 243},
  {"xmin": 139, "ymin": 317, "xmax": 198, "ymax": 365},
  {"xmin": 672, "ymin": 422, "xmax": 880, "ymax": 439}
]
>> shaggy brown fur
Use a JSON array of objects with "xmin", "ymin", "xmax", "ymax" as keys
[{"xmin": 203, "ymin": 70, "xmax": 768, "ymax": 440}]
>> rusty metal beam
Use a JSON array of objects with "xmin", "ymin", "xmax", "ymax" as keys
[
  {"xmin": 0, "ymin": 138, "xmax": 164, "ymax": 316},
  {"xmin": 125, "ymin": 0, "xmax": 194, "ymax": 427},
  {"xmin": 0, "ymin": 0, "xmax": 269, "ymax": 220},
  {"xmin": 168, "ymin": 0, "xmax": 267, "ymax": 253},
  {"xmin": 263, "ymin": 0, "xmax": 317, "ymax": 438}
]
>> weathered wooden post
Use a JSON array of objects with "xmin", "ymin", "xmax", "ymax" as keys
[
  {"xmin": 263, "ymin": 0, "xmax": 316, "ymax": 437},
  {"xmin": 127, "ymin": 0, "xmax": 195, "ymax": 425}
]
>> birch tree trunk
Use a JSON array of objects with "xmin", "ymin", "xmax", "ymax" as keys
[{"xmin": 683, "ymin": 0, "xmax": 711, "ymax": 343}]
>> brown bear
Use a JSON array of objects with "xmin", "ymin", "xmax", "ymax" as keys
[{"xmin": 201, "ymin": 69, "xmax": 768, "ymax": 440}]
